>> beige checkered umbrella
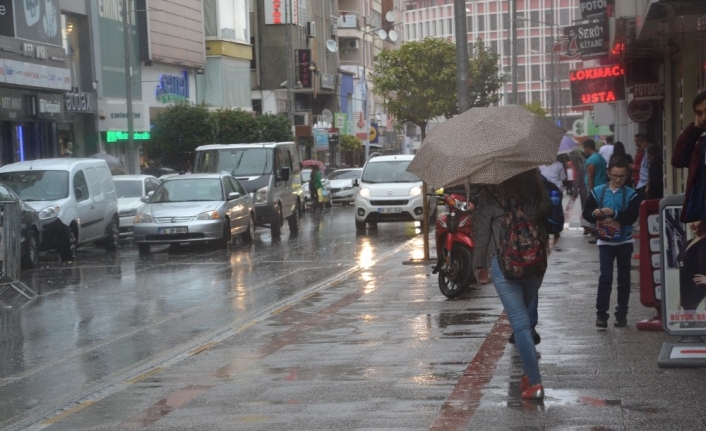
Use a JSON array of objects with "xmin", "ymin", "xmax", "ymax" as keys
[{"xmin": 407, "ymin": 105, "xmax": 566, "ymax": 188}]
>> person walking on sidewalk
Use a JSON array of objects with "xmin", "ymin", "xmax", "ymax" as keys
[
  {"xmin": 310, "ymin": 164, "xmax": 324, "ymax": 214},
  {"xmin": 582, "ymin": 157, "xmax": 642, "ymax": 328},
  {"xmin": 583, "ymin": 139, "xmax": 608, "ymax": 242},
  {"xmin": 671, "ymin": 90, "xmax": 706, "ymax": 223},
  {"xmin": 474, "ymin": 169, "xmax": 550, "ymax": 400}
]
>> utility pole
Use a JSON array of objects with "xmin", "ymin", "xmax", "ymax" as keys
[
  {"xmin": 122, "ymin": 0, "xmax": 135, "ymax": 174},
  {"xmin": 550, "ymin": 1, "xmax": 556, "ymax": 124},
  {"xmin": 511, "ymin": 0, "xmax": 518, "ymax": 104},
  {"xmin": 285, "ymin": 0, "xmax": 294, "ymax": 127},
  {"xmin": 454, "ymin": 0, "xmax": 470, "ymax": 113}
]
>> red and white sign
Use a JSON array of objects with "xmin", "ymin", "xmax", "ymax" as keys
[
  {"xmin": 627, "ymin": 100, "xmax": 654, "ymax": 123},
  {"xmin": 264, "ymin": 0, "xmax": 299, "ymax": 25}
]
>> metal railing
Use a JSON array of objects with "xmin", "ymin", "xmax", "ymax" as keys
[{"xmin": 0, "ymin": 201, "xmax": 37, "ymax": 300}]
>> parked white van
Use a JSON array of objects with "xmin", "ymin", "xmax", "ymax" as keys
[
  {"xmin": 0, "ymin": 159, "xmax": 120, "ymax": 261},
  {"xmin": 193, "ymin": 142, "xmax": 303, "ymax": 237}
]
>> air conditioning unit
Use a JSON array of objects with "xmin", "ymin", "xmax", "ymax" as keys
[
  {"xmin": 346, "ymin": 39, "xmax": 359, "ymax": 49},
  {"xmin": 293, "ymin": 112, "xmax": 309, "ymax": 126},
  {"xmin": 306, "ymin": 21, "xmax": 316, "ymax": 38},
  {"xmin": 331, "ymin": 23, "xmax": 337, "ymax": 36}
]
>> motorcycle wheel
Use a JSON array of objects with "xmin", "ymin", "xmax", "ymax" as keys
[{"xmin": 438, "ymin": 244, "xmax": 474, "ymax": 299}]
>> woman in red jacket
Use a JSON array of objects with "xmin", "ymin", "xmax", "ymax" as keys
[{"xmin": 672, "ymin": 91, "xmax": 706, "ymax": 223}]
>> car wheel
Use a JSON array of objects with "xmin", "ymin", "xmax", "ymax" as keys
[
  {"xmin": 242, "ymin": 212, "xmax": 255, "ymax": 243},
  {"xmin": 288, "ymin": 202, "xmax": 301, "ymax": 232},
  {"xmin": 21, "ymin": 230, "xmax": 39, "ymax": 269},
  {"xmin": 105, "ymin": 220, "xmax": 119, "ymax": 251},
  {"xmin": 217, "ymin": 220, "xmax": 230, "ymax": 249},
  {"xmin": 59, "ymin": 227, "xmax": 77, "ymax": 262},
  {"xmin": 138, "ymin": 243, "xmax": 150, "ymax": 255},
  {"xmin": 271, "ymin": 205, "xmax": 282, "ymax": 237},
  {"xmin": 355, "ymin": 219, "xmax": 366, "ymax": 231}
]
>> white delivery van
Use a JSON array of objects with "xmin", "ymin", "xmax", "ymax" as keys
[
  {"xmin": 0, "ymin": 158, "xmax": 120, "ymax": 261},
  {"xmin": 193, "ymin": 142, "xmax": 303, "ymax": 237}
]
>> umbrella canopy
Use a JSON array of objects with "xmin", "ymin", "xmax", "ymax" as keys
[
  {"xmin": 558, "ymin": 135, "xmax": 579, "ymax": 154},
  {"xmin": 406, "ymin": 105, "xmax": 565, "ymax": 188},
  {"xmin": 90, "ymin": 153, "xmax": 123, "ymax": 169},
  {"xmin": 301, "ymin": 159, "xmax": 325, "ymax": 169}
]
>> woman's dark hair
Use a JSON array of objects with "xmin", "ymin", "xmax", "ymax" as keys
[
  {"xmin": 498, "ymin": 169, "xmax": 546, "ymax": 207},
  {"xmin": 646, "ymin": 144, "xmax": 660, "ymax": 158},
  {"xmin": 311, "ymin": 164, "xmax": 319, "ymax": 171},
  {"xmin": 608, "ymin": 156, "xmax": 629, "ymax": 171},
  {"xmin": 612, "ymin": 141, "xmax": 627, "ymax": 158},
  {"xmin": 693, "ymin": 91, "xmax": 706, "ymax": 111}
]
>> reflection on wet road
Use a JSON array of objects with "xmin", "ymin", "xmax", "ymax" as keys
[{"xmin": 0, "ymin": 207, "xmax": 421, "ymax": 429}]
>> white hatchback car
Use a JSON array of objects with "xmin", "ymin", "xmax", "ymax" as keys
[
  {"xmin": 113, "ymin": 175, "xmax": 161, "ymax": 237},
  {"xmin": 354, "ymin": 155, "xmax": 437, "ymax": 230}
]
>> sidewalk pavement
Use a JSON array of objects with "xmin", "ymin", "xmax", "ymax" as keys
[{"xmin": 48, "ymin": 197, "xmax": 705, "ymax": 431}]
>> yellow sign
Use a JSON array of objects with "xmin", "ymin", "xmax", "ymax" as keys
[{"xmin": 368, "ymin": 125, "xmax": 377, "ymax": 142}]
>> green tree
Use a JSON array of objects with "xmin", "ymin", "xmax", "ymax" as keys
[
  {"xmin": 214, "ymin": 109, "xmax": 261, "ymax": 143},
  {"xmin": 258, "ymin": 113, "xmax": 293, "ymax": 142},
  {"xmin": 522, "ymin": 100, "xmax": 548, "ymax": 117},
  {"xmin": 148, "ymin": 102, "xmax": 216, "ymax": 169},
  {"xmin": 467, "ymin": 39, "xmax": 505, "ymax": 108},
  {"xmin": 340, "ymin": 135, "xmax": 362, "ymax": 166}
]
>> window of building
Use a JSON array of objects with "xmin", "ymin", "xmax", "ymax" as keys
[
  {"xmin": 490, "ymin": 40, "xmax": 498, "ymax": 54},
  {"xmin": 518, "ymin": 92, "xmax": 527, "ymax": 105},
  {"xmin": 530, "ymin": 11, "xmax": 540, "ymax": 27},
  {"xmin": 530, "ymin": 37, "xmax": 540, "ymax": 54},
  {"xmin": 531, "ymin": 65, "xmax": 541, "ymax": 81},
  {"xmin": 503, "ymin": 13, "xmax": 510, "ymax": 30},
  {"xmin": 532, "ymin": 91, "xmax": 542, "ymax": 103},
  {"xmin": 560, "ymin": 9, "xmax": 570, "ymax": 26},
  {"xmin": 517, "ymin": 66, "xmax": 526, "ymax": 82},
  {"xmin": 204, "ymin": 0, "xmax": 250, "ymax": 43},
  {"xmin": 447, "ymin": 18, "xmax": 452, "ymax": 35},
  {"xmin": 545, "ymin": 10, "xmax": 554, "ymax": 26},
  {"xmin": 466, "ymin": 16, "xmax": 473, "ymax": 33},
  {"xmin": 477, "ymin": 15, "xmax": 484, "ymax": 32},
  {"xmin": 503, "ymin": 39, "xmax": 510, "ymax": 55},
  {"xmin": 431, "ymin": 19, "xmax": 436, "ymax": 36},
  {"xmin": 405, "ymin": 24, "xmax": 410, "ymax": 40},
  {"xmin": 517, "ymin": 39, "xmax": 525, "ymax": 55},
  {"xmin": 516, "ymin": 17, "xmax": 525, "ymax": 29},
  {"xmin": 424, "ymin": 21, "xmax": 429, "ymax": 37},
  {"xmin": 490, "ymin": 14, "xmax": 497, "ymax": 31}
]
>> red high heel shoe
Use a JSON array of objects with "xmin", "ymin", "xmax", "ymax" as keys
[
  {"xmin": 521, "ymin": 383, "xmax": 545, "ymax": 400},
  {"xmin": 519, "ymin": 375, "xmax": 530, "ymax": 392}
]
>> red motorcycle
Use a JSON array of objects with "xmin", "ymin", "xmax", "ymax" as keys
[{"xmin": 432, "ymin": 193, "xmax": 476, "ymax": 298}]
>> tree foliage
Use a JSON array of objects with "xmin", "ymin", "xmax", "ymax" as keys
[
  {"xmin": 340, "ymin": 135, "xmax": 362, "ymax": 151},
  {"xmin": 371, "ymin": 38, "xmax": 504, "ymax": 140},
  {"xmin": 522, "ymin": 101, "xmax": 548, "ymax": 117},
  {"xmin": 148, "ymin": 102, "xmax": 216, "ymax": 169},
  {"xmin": 214, "ymin": 109, "xmax": 260, "ymax": 143},
  {"xmin": 258, "ymin": 113, "xmax": 294, "ymax": 142}
]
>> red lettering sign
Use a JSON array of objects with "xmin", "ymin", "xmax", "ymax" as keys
[
  {"xmin": 273, "ymin": 0, "xmax": 281, "ymax": 24},
  {"xmin": 570, "ymin": 65, "xmax": 623, "ymax": 81},
  {"xmin": 570, "ymin": 63, "xmax": 626, "ymax": 107}
]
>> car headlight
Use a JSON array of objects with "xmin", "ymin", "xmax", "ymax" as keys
[
  {"xmin": 38, "ymin": 205, "xmax": 61, "ymax": 220},
  {"xmin": 359, "ymin": 187, "xmax": 371, "ymax": 198},
  {"xmin": 134, "ymin": 213, "xmax": 154, "ymax": 223},
  {"xmin": 195, "ymin": 211, "xmax": 219, "ymax": 220},
  {"xmin": 255, "ymin": 186, "xmax": 268, "ymax": 203},
  {"xmin": 119, "ymin": 208, "xmax": 137, "ymax": 217},
  {"xmin": 409, "ymin": 186, "xmax": 422, "ymax": 197}
]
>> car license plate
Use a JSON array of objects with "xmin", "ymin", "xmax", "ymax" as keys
[
  {"xmin": 378, "ymin": 208, "xmax": 402, "ymax": 214},
  {"xmin": 158, "ymin": 227, "xmax": 188, "ymax": 234}
]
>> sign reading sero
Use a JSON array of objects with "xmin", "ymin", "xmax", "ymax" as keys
[
  {"xmin": 106, "ymin": 131, "xmax": 151, "ymax": 143},
  {"xmin": 570, "ymin": 64, "xmax": 626, "ymax": 107},
  {"xmin": 155, "ymin": 71, "xmax": 189, "ymax": 103},
  {"xmin": 627, "ymin": 100, "xmax": 654, "ymax": 123},
  {"xmin": 562, "ymin": 19, "xmax": 610, "ymax": 60}
]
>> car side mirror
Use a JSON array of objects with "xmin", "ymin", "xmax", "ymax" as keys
[
  {"xmin": 74, "ymin": 188, "xmax": 84, "ymax": 200},
  {"xmin": 140, "ymin": 195, "xmax": 150, "ymax": 203},
  {"xmin": 353, "ymin": 179, "xmax": 359, "ymax": 187},
  {"xmin": 279, "ymin": 166, "xmax": 290, "ymax": 182},
  {"xmin": 227, "ymin": 192, "xmax": 240, "ymax": 200}
]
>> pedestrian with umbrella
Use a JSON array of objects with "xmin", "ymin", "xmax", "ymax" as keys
[{"xmin": 407, "ymin": 105, "xmax": 565, "ymax": 400}]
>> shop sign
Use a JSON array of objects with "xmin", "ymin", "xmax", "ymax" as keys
[
  {"xmin": 264, "ymin": 0, "xmax": 298, "ymax": 25},
  {"xmin": 98, "ymin": 99, "xmax": 150, "ymax": 132},
  {"xmin": 562, "ymin": 19, "xmax": 610, "ymax": 60},
  {"xmin": 155, "ymin": 71, "xmax": 189, "ymax": 103},
  {"xmin": 0, "ymin": 58, "xmax": 72, "ymax": 90},
  {"xmin": 296, "ymin": 49, "xmax": 312, "ymax": 89},
  {"xmin": 627, "ymin": 100, "xmax": 654, "ymax": 123},
  {"xmin": 0, "ymin": 90, "xmax": 23, "ymax": 121},
  {"xmin": 632, "ymin": 81, "xmax": 664, "ymax": 101},
  {"xmin": 36, "ymin": 93, "xmax": 63, "ymax": 120},
  {"xmin": 570, "ymin": 64, "xmax": 625, "ymax": 107},
  {"xmin": 579, "ymin": 0, "xmax": 613, "ymax": 19},
  {"xmin": 0, "ymin": 0, "xmax": 16, "ymax": 37},
  {"xmin": 334, "ymin": 113, "xmax": 348, "ymax": 136},
  {"xmin": 39, "ymin": 98, "xmax": 61, "ymax": 115},
  {"xmin": 21, "ymin": 42, "xmax": 49, "ymax": 60},
  {"xmin": 106, "ymin": 131, "xmax": 151, "ymax": 143},
  {"xmin": 14, "ymin": 0, "xmax": 62, "ymax": 46},
  {"xmin": 64, "ymin": 91, "xmax": 95, "ymax": 113},
  {"xmin": 313, "ymin": 128, "xmax": 329, "ymax": 152}
]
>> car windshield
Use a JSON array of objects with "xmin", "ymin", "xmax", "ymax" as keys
[
  {"xmin": 194, "ymin": 148, "xmax": 273, "ymax": 176},
  {"xmin": 114, "ymin": 180, "xmax": 143, "ymax": 198},
  {"xmin": 152, "ymin": 179, "xmax": 222, "ymax": 202},
  {"xmin": 0, "ymin": 170, "xmax": 69, "ymax": 201},
  {"xmin": 361, "ymin": 161, "xmax": 420, "ymax": 183},
  {"xmin": 328, "ymin": 170, "xmax": 362, "ymax": 180}
]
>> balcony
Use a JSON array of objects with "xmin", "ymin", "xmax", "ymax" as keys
[{"xmin": 337, "ymin": 10, "xmax": 363, "ymax": 39}]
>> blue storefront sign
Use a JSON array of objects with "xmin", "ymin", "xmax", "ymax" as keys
[
  {"xmin": 155, "ymin": 71, "xmax": 189, "ymax": 103},
  {"xmin": 314, "ymin": 129, "xmax": 329, "ymax": 152}
]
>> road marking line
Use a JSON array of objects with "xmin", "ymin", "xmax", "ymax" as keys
[
  {"xmin": 127, "ymin": 367, "xmax": 165, "ymax": 385},
  {"xmin": 39, "ymin": 401, "xmax": 95, "ymax": 426}
]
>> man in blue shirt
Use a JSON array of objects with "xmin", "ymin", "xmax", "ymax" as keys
[{"xmin": 584, "ymin": 139, "xmax": 608, "ymax": 191}]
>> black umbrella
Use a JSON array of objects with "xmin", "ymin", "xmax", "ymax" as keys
[{"xmin": 90, "ymin": 153, "xmax": 125, "ymax": 175}]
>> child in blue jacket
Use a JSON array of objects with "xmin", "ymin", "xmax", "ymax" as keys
[{"xmin": 582, "ymin": 157, "xmax": 642, "ymax": 328}]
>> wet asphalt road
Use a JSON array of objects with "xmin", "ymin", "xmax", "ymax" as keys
[{"xmin": 0, "ymin": 206, "xmax": 424, "ymax": 430}]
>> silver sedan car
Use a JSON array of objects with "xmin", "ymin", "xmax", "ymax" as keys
[{"xmin": 133, "ymin": 174, "xmax": 255, "ymax": 254}]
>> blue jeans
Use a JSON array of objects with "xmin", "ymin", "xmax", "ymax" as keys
[
  {"xmin": 491, "ymin": 256, "xmax": 543, "ymax": 385},
  {"xmin": 597, "ymin": 243, "xmax": 633, "ymax": 318}
]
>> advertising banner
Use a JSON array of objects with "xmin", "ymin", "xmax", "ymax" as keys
[
  {"xmin": 569, "ymin": 64, "xmax": 625, "ymax": 107},
  {"xmin": 1, "ymin": 58, "xmax": 71, "ymax": 90},
  {"xmin": 98, "ymin": 99, "xmax": 150, "ymax": 132},
  {"xmin": 98, "ymin": 1, "xmax": 142, "ymax": 100},
  {"xmin": 296, "ymin": 49, "xmax": 312, "ymax": 89},
  {"xmin": 579, "ymin": 0, "xmax": 613, "ymax": 19},
  {"xmin": 661, "ymin": 197, "xmax": 706, "ymax": 335},
  {"xmin": 353, "ymin": 111, "xmax": 367, "ymax": 140},
  {"xmin": 0, "ymin": 0, "xmax": 15, "ymax": 37},
  {"xmin": 562, "ymin": 19, "xmax": 609, "ymax": 60},
  {"xmin": 334, "ymin": 113, "xmax": 348, "ymax": 136},
  {"xmin": 264, "ymin": 0, "xmax": 298, "ymax": 25},
  {"xmin": 12, "ymin": 0, "xmax": 61, "ymax": 45}
]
